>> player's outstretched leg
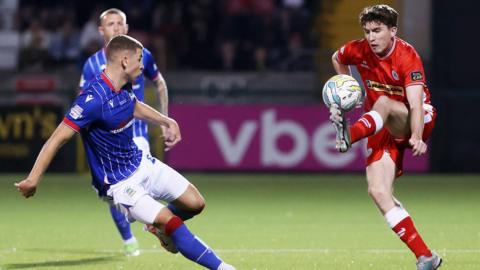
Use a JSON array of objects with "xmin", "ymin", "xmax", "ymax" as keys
[
  {"xmin": 329, "ymin": 103, "xmax": 351, "ymax": 152},
  {"xmin": 348, "ymin": 110, "xmax": 383, "ymax": 143},
  {"xmin": 416, "ymin": 251, "xmax": 443, "ymax": 270},
  {"xmin": 109, "ymin": 206, "xmax": 140, "ymax": 256},
  {"xmin": 164, "ymin": 216, "xmax": 236, "ymax": 270},
  {"xmin": 330, "ymin": 104, "xmax": 385, "ymax": 153},
  {"xmin": 143, "ymin": 201, "xmax": 203, "ymax": 254},
  {"xmin": 131, "ymin": 195, "xmax": 235, "ymax": 270}
]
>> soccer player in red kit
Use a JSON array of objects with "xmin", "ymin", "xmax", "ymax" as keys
[{"xmin": 329, "ymin": 5, "xmax": 442, "ymax": 270}]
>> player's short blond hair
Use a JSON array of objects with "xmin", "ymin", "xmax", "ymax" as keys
[
  {"xmin": 99, "ymin": 8, "xmax": 127, "ymax": 25},
  {"xmin": 106, "ymin": 35, "xmax": 143, "ymax": 61},
  {"xmin": 359, "ymin": 4, "xmax": 398, "ymax": 28}
]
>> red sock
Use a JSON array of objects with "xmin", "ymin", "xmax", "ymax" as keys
[
  {"xmin": 349, "ymin": 111, "xmax": 382, "ymax": 143},
  {"xmin": 165, "ymin": 216, "xmax": 184, "ymax": 236},
  {"xmin": 392, "ymin": 216, "xmax": 432, "ymax": 258}
]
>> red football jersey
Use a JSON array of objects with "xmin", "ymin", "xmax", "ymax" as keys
[{"xmin": 336, "ymin": 37, "xmax": 432, "ymax": 112}]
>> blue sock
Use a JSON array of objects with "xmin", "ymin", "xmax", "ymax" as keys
[
  {"xmin": 109, "ymin": 206, "xmax": 133, "ymax": 241},
  {"xmin": 169, "ymin": 219, "xmax": 222, "ymax": 270},
  {"xmin": 167, "ymin": 204, "xmax": 195, "ymax": 221}
]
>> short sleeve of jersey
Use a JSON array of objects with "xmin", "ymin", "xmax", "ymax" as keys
[
  {"xmin": 336, "ymin": 40, "xmax": 364, "ymax": 65},
  {"xmin": 63, "ymin": 91, "xmax": 102, "ymax": 132},
  {"xmin": 79, "ymin": 59, "xmax": 96, "ymax": 89},
  {"xmin": 142, "ymin": 48, "xmax": 159, "ymax": 81},
  {"xmin": 399, "ymin": 46, "xmax": 426, "ymax": 87}
]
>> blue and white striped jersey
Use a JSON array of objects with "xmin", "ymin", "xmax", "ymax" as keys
[
  {"xmin": 65, "ymin": 72, "xmax": 143, "ymax": 196},
  {"xmin": 79, "ymin": 47, "xmax": 159, "ymax": 141}
]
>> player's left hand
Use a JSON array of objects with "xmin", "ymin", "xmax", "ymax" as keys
[
  {"xmin": 14, "ymin": 179, "xmax": 38, "ymax": 198},
  {"xmin": 409, "ymin": 137, "xmax": 427, "ymax": 156},
  {"xmin": 163, "ymin": 119, "xmax": 181, "ymax": 151}
]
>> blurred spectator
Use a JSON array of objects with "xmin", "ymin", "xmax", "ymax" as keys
[
  {"xmin": 182, "ymin": 0, "xmax": 218, "ymax": 69},
  {"xmin": 219, "ymin": 0, "xmax": 258, "ymax": 70},
  {"xmin": 14, "ymin": 0, "xmax": 315, "ymax": 72},
  {"xmin": 79, "ymin": 6, "xmax": 104, "ymax": 56},
  {"xmin": 18, "ymin": 19, "xmax": 51, "ymax": 70},
  {"xmin": 49, "ymin": 19, "xmax": 80, "ymax": 65}
]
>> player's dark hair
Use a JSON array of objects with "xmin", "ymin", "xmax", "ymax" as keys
[
  {"xmin": 106, "ymin": 35, "xmax": 143, "ymax": 61},
  {"xmin": 359, "ymin": 4, "xmax": 398, "ymax": 28},
  {"xmin": 99, "ymin": 8, "xmax": 127, "ymax": 25}
]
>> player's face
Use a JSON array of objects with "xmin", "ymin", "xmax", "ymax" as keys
[
  {"xmin": 99, "ymin": 13, "xmax": 128, "ymax": 43},
  {"xmin": 362, "ymin": 21, "xmax": 397, "ymax": 57},
  {"xmin": 124, "ymin": 48, "xmax": 144, "ymax": 82}
]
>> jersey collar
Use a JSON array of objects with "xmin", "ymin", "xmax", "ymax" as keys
[
  {"xmin": 372, "ymin": 37, "xmax": 397, "ymax": 60},
  {"xmin": 100, "ymin": 72, "xmax": 117, "ymax": 92}
]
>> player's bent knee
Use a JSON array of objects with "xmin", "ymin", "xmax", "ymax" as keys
[
  {"xmin": 192, "ymin": 200, "xmax": 205, "ymax": 215},
  {"xmin": 130, "ymin": 195, "xmax": 166, "ymax": 225},
  {"xmin": 180, "ymin": 184, "xmax": 206, "ymax": 214}
]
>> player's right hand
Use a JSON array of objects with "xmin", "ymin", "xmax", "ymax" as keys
[
  {"xmin": 163, "ymin": 119, "xmax": 181, "ymax": 151},
  {"xmin": 409, "ymin": 137, "xmax": 427, "ymax": 156},
  {"xmin": 14, "ymin": 179, "xmax": 37, "ymax": 198}
]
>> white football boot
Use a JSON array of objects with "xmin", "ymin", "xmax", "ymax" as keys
[
  {"xmin": 217, "ymin": 262, "xmax": 236, "ymax": 270},
  {"xmin": 329, "ymin": 103, "xmax": 351, "ymax": 152},
  {"xmin": 416, "ymin": 251, "xmax": 443, "ymax": 270}
]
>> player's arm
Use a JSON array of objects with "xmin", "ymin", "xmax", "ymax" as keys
[
  {"xmin": 15, "ymin": 123, "xmax": 76, "ymax": 198},
  {"xmin": 406, "ymin": 84, "xmax": 427, "ymax": 156},
  {"xmin": 134, "ymin": 101, "xmax": 180, "ymax": 150},
  {"xmin": 153, "ymin": 72, "xmax": 169, "ymax": 116},
  {"xmin": 332, "ymin": 51, "xmax": 350, "ymax": 75},
  {"xmin": 143, "ymin": 49, "xmax": 168, "ymax": 115}
]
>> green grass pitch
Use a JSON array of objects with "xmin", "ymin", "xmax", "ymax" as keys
[{"xmin": 1, "ymin": 173, "xmax": 479, "ymax": 269}]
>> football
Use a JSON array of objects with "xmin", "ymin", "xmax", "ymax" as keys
[{"xmin": 322, "ymin": 74, "xmax": 362, "ymax": 111}]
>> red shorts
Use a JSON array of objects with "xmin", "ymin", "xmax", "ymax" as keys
[{"xmin": 366, "ymin": 110, "xmax": 436, "ymax": 177}]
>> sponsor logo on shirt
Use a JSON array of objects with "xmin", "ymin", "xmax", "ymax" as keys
[
  {"xmin": 110, "ymin": 117, "xmax": 135, "ymax": 134},
  {"xmin": 366, "ymin": 80, "xmax": 404, "ymax": 96},
  {"xmin": 69, "ymin": 104, "xmax": 83, "ymax": 119},
  {"xmin": 410, "ymin": 71, "xmax": 423, "ymax": 81},
  {"xmin": 109, "ymin": 100, "xmax": 114, "ymax": 108}
]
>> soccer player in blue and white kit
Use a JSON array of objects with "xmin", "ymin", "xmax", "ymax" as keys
[
  {"xmin": 79, "ymin": 8, "xmax": 169, "ymax": 256},
  {"xmin": 15, "ymin": 35, "xmax": 236, "ymax": 270}
]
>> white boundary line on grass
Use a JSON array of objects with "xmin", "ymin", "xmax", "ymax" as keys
[
  {"xmin": 99, "ymin": 248, "xmax": 480, "ymax": 254},
  {"xmin": 2, "ymin": 248, "xmax": 480, "ymax": 254}
]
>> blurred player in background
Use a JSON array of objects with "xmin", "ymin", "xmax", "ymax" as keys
[
  {"xmin": 16, "ymin": 35, "xmax": 235, "ymax": 270},
  {"xmin": 79, "ymin": 8, "xmax": 168, "ymax": 256},
  {"xmin": 329, "ymin": 5, "xmax": 441, "ymax": 270}
]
